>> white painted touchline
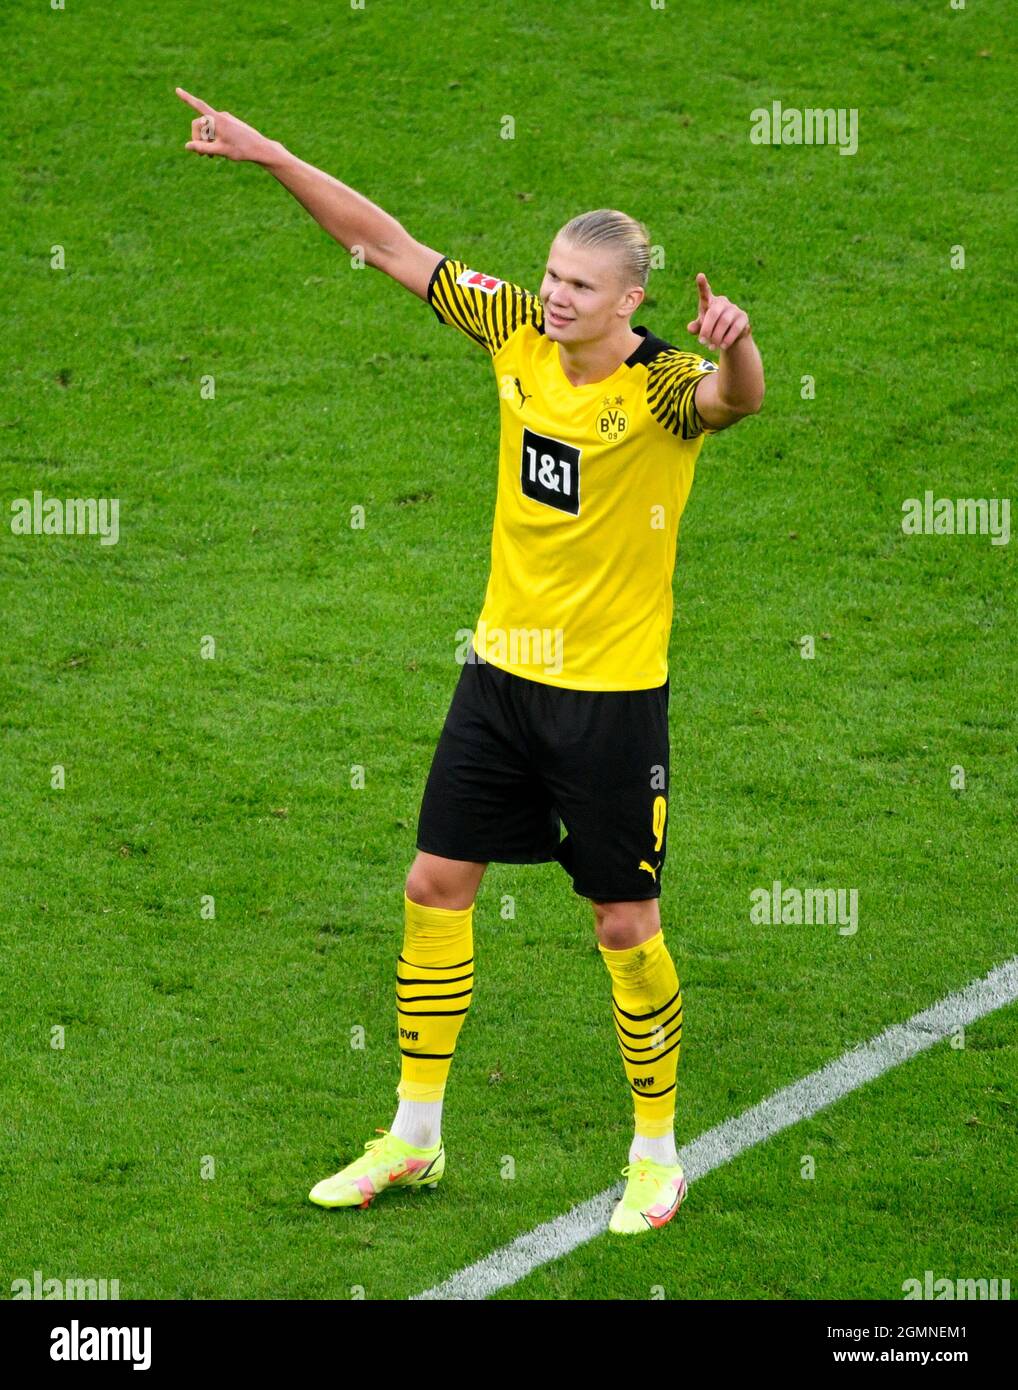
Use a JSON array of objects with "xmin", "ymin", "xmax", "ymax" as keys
[{"xmin": 413, "ymin": 955, "xmax": 1018, "ymax": 1300}]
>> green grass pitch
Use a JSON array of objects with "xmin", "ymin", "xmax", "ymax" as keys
[{"xmin": 2, "ymin": 0, "xmax": 1015, "ymax": 1301}]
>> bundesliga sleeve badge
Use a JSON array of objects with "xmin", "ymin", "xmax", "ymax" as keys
[{"xmin": 455, "ymin": 267, "xmax": 504, "ymax": 294}]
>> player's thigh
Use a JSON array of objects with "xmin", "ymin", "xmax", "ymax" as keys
[
  {"xmin": 416, "ymin": 658, "xmax": 561, "ymax": 867},
  {"xmin": 405, "ymin": 851, "xmax": 487, "ymax": 909},
  {"xmin": 545, "ymin": 681, "xmax": 670, "ymax": 903}
]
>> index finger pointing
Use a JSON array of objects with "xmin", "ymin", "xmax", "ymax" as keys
[
  {"xmin": 696, "ymin": 272, "xmax": 713, "ymax": 311},
  {"xmin": 176, "ymin": 87, "xmax": 214, "ymax": 116}
]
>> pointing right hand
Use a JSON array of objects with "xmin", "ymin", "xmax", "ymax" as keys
[{"xmin": 176, "ymin": 87, "xmax": 272, "ymax": 163}]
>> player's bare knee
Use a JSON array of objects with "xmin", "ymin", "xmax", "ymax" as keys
[
  {"xmin": 404, "ymin": 859, "xmax": 444, "ymax": 907},
  {"xmin": 592, "ymin": 899, "xmax": 660, "ymax": 950},
  {"xmin": 405, "ymin": 853, "xmax": 481, "ymax": 910},
  {"xmin": 595, "ymin": 913, "xmax": 639, "ymax": 950}
]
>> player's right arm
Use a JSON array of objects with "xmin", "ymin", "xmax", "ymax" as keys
[{"xmin": 175, "ymin": 88, "xmax": 443, "ymax": 301}]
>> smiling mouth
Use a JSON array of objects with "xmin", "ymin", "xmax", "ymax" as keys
[{"xmin": 548, "ymin": 311, "xmax": 573, "ymax": 323}]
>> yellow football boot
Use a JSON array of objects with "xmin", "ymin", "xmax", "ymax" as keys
[
  {"xmin": 309, "ymin": 1129, "xmax": 444, "ymax": 1209},
  {"xmin": 609, "ymin": 1157, "xmax": 687, "ymax": 1234}
]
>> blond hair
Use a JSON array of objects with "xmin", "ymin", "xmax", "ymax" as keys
[{"xmin": 555, "ymin": 208, "xmax": 652, "ymax": 290}]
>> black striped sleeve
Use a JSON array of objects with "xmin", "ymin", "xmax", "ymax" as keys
[
  {"xmin": 426, "ymin": 256, "xmax": 543, "ymax": 356},
  {"xmin": 646, "ymin": 350, "xmax": 718, "ymax": 440}
]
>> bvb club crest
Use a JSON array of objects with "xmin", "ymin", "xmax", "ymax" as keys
[{"xmin": 596, "ymin": 395, "xmax": 628, "ymax": 442}]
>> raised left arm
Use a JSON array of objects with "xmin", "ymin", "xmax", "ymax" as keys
[{"xmin": 687, "ymin": 273, "xmax": 764, "ymax": 431}]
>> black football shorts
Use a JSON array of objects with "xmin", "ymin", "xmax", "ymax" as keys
[{"xmin": 416, "ymin": 647, "xmax": 671, "ymax": 901}]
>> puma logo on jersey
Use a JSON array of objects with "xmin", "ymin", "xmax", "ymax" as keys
[
  {"xmin": 639, "ymin": 859, "xmax": 661, "ymax": 881},
  {"xmin": 514, "ymin": 377, "xmax": 532, "ymax": 409},
  {"xmin": 456, "ymin": 268, "xmax": 504, "ymax": 294}
]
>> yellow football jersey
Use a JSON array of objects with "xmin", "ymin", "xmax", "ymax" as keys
[{"xmin": 426, "ymin": 256, "xmax": 717, "ymax": 691}]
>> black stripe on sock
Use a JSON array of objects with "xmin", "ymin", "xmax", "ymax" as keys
[
  {"xmin": 395, "ymin": 987, "xmax": 473, "ymax": 1004},
  {"xmin": 629, "ymin": 1081, "xmax": 676, "ymax": 1100},
  {"xmin": 613, "ymin": 1021, "xmax": 683, "ymax": 1054},
  {"xmin": 611, "ymin": 1003, "xmax": 683, "ymax": 1041},
  {"xmin": 398, "ymin": 954, "xmax": 473, "ymax": 971},
  {"xmin": 397, "ymin": 971, "xmax": 474, "ymax": 987},
  {"xmin": 396, "ymin": 1006, "xmax": 471, "ymax": 1018},
  {"xmin": 616, "ymin": 1035, "xmax": 682, "ymax": 1067},
  {"xmin": 611, "ymin": 986, "xmax": 682, "ymax": 1024}
]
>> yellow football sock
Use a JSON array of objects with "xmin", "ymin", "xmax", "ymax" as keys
[
  {"xmin": 598, "ymin": 929, "xmax": 683, "ymax": 1138},
  {"xmin": 396, "ymin": 893, "xmax": 475, "ymax": 1103}
]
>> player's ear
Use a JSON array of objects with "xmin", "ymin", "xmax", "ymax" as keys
[{"xmin": 621, "ymin": 284, "xmax": 645, "ymax": 316}]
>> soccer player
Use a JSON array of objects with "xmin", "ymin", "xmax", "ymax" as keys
[{"xmin": 179, "ymin": 88, "xmax": 764, "ymax": 1234}]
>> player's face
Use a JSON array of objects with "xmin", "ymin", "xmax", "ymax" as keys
[{"xmin": 540, "ymin": 236, "xmax": 642, "ymax": 343}]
